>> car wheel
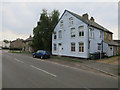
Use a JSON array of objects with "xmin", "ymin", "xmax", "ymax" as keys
[
  {"xmin": 33, "ymin": 55, "xmax": 36, "ymax": 58},
  {"xmin": 40, "ymin": 56, "xmax": 43, "ymax": 59}
]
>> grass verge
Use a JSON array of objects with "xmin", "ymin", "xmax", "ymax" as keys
[
  {"xmin": 51, "ymin": 56, "xmax": 82, "ymax": 63},
  {"xmin": 8, "ymin": 50, "xmax": 24, "ymax": 53}
]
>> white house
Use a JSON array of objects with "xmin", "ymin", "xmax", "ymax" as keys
[{"xmin": 52, "ymin": 10, "xmax": 118, "ymax": 59}]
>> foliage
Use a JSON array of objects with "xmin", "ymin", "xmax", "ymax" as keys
[
  {"xmin": 32, "ymin": 9, "xmax": 59, "ymax": 52},
  {"xmin": 3, "ymin": 40, "xmax": 9, "ymax": 43}
]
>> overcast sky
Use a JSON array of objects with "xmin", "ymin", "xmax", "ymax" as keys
[{"xmin": 0, "ymin": 1, "xmax": 119, "ymax": 41}]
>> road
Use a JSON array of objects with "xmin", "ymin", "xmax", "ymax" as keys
[{"xmin": 2, "ymin": 50, "xmax": 118, "ymax": 88}]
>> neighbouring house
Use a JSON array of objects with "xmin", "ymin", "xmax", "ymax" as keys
[
  {"xmin": 52, "ymin": 9, "xmax": 118, "ymax": 59},
  {"xmin": 10, "ymin": 38, "xmax": 24, "ymax": 50},
  {"xmin": 22, "ymin": 35, "xmax": 33, "ymax": 52},
  {"xmin": 113, "ymin": 40, "xmax": 120, "ymax": 55}
]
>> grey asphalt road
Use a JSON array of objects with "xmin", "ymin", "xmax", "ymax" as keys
[{"xmin": 2, "ymin": 50, "xmax": 118, "ymax": 88}]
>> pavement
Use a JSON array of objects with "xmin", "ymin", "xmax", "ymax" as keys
[{"xmin": 2, "ymin": 50, "xmax": 118, "ymax": 88}]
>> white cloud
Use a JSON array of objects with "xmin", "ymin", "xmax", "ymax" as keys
[{"xmin": 1, "ymin": 28, "xmax": 29, "ymax": 41}]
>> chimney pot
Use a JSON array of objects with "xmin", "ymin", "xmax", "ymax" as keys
[{"xmin": 90, "ymin": 17, "xmax": 95, "ymax": 22}]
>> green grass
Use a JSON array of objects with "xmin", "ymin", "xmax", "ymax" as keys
[
  {"xmin": 108, "ymin": 55, "xmax": 120, "ymax": 58},
  {"xmin": 51, "ymin": 56, "xmax": 82, "ymax": 63}
]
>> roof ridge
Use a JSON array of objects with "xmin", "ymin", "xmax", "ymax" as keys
[{"xmin": 65, "ymin": 9, "xmax": 113, "ymax": 34}]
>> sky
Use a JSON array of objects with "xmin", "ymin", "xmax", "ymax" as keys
[{"xmin": 0, "ymin": 0, "xmax": 119, "ymax": 41}]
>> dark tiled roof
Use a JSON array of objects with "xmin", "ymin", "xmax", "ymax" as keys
[
  {"xmin": 113, "ymin": 40, "xmax": 120, "ymax": 44},
  {"xmin": 24, "ymin": 37, "xmax": 33, "ymax": 42},
  {"xmin": 104, "ymin": 40, "xmax": 119, "ymax": 46},
  {"xmin": 66, "ymin": 10, "xmax": 113, "ymax": 34}
]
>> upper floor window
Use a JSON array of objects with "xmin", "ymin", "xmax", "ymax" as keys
[
  {"xmin": 54, "ymin": 32, "xmax": 57, "ymax": 39},
  {"xmin": 71, "ymin": 43, "xmax": 75, "ymax": 52},
  {"xmin": 71, "ymin": 28, "xmax": 75, "ymax": 38},
  {"xmin": 79, "ymin": 42, "xmax": 84, "ymax": 52},
  {"xmin": 100, "ymin": 31, "xmax": 102, "ymax": 39},
  {"xmin": 89, "ymin": 28, "xmax": 94, "ymax": 39},
  {"xmin": 58, "ymin": 30, "xmax": 62, "ymax": 39},
  {"xmin": 78, "ymin": 26, "xmax": 84, "ymax": 37},
  {"xmin": 60, "ymin": 20, "xmax": 63, "ymax": 28},
  {"xmin": 69, "ymin": 17, "xmax": 73, "ymax": 26}
]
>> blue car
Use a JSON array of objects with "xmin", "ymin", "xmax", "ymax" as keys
[{"xmin": 33, "ymin": 50, "xmax": 50, "ymax": 59}]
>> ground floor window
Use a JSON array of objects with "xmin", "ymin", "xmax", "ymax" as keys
[
  {"xmin": 71, "ymin": 43, "xmax": 75, "ymax": 52},
  {"xmin": 98, "ymin": 43, "xmax": 101, "ymax": 50},
  {"xmin": 54, "ymin": 44, "xmax": 56, "ymax": 51},
  {"xmin": 79, "ymin": 42, "xmax": 84, "ymax": 52}
]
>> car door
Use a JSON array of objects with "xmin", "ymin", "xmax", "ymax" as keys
[{"xmin": 36, "ymin": 51, "xmax": 40, "ymax": 57}]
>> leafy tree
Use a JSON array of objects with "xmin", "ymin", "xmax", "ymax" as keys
[{"xmin": 32, "ymin": 9, "xmax": 59, "ymax": 52}]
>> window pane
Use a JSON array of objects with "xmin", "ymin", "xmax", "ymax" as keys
[
  {"xmin": 71, "ymin": 28, "xmax": 75, "ymax": 37},
  {"xmin": 71, "ymin": 43, "xmax": 75, "ymax": 52},
  {"xmin": 79, "ymin": 43, "xmax": 84, "ymax": 52},
  {"xmin": 54, "ymin": 44, "xmax": 56, "ymax": 51}
]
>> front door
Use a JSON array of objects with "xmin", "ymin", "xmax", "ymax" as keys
[{"xmin": 58, "ymin": 43, "xmax": 62, "ymax": 55}]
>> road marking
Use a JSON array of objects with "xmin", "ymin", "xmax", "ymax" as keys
[
  {"xmin": 14, "ymin": 58, "xmax": 24, "ymax": 63},
  {"xmin": 84, "ymin": 87, "xmax": 91, "ymax": 90},
  {"xmin": 30, "ymin": 65, "xmax": 57, "ymax": 77}
]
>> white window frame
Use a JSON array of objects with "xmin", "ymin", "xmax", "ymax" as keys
[
  {"xmin": 98, "ymin": 43, "xmax": 101, "ymax": 50},
  {"xmin": 58, "ymin": 30, "xmax": 62, "ymax": 39},
  {"xmin": 54, "ymin": 32, "xmax": 57, "ymax": 39},
  {"xmin": 69, "ymin": 17, "xmax": 73, "ymax": 26},
  {"xmin": 54, "ymin": 44, "xmax": 57, "ymax": 51},
  {"xmin": 71, "ymin": 28, "xmax": 75, "ymax": 38},
  {"xmin": 100, "ymin": 31, "xmax": 102, "ymax": 39},
  {"xmin": 71, "ymin": 43, "xmax": 75, "ymax": 52},
  {"xmin": 89, "ymin": 28, "xmax": 94, "ymax": 39},
  {"xmin": 78, "ymin": 26, "xmax": 84, "ymax": 37},
  {"xmin": 79, "ymin": 42, "xmax": 84, "ymax": 53},
  {"xmin": 60, "ymin": 20, "xmax": 63, "ymax": 28}
]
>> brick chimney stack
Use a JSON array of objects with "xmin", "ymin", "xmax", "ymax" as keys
[
  {"xmin": 82, "ymin": 13, "xmax": 88, "ymax": 20},
  {"xmin": 90, "ymin": 17, "xmax": 95, "ymax": 22}
]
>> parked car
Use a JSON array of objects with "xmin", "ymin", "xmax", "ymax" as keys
[{"xmin": 33, "ymin": 50, "xmax": 50, "ymax": 59}]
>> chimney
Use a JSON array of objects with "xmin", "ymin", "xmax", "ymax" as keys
[
  {"xmin": 90, "ymin": 17, "xmax": 95, "ymax": 22},
  {"xmin": 82, "ymin": 13, "xmax": 88, "ymax": 20}
]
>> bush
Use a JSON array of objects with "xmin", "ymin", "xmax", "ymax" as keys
[{"xmin": 9, "ymin": 48, "xmax": 22, "ymax": 51}]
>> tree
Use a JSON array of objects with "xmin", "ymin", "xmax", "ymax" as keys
[
  {"xmin": 32, "ymin": 9, "xmax": 60, "ymax": 52},
  {"xmin": 3, "ymin": 40, "xmax": 9, "ymax": 48}
]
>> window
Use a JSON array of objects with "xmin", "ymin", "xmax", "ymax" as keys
[
  {"xmin": 78, "ymin": 26, "xmax": 84, "ymax": 37},
  {"xmin": 71, "ymin": 28, "xmax": 75, "ymax": 38},
  {"xmin": 79, "ymin": 42, "xmax": 84, "ymax": 52},
  {"xmin": 58, "ymin": 30, "xmax": 62, "ymax": 39},
  {"xmin": 54, "ymin": 44, "xmax": 56, "ymax": 51},
  {"xmin": 89, "ymin": 28, "xmax": 94, "ymax": 39},
  {"xmin": 54, "ymin": 32, "xmax": 57, "ymax": 39},
  {"xmin": 71, "ymin": 43, "xmax": 75, "ymax": 52},
  {"xmin": 60, "ymin": 20, "xmax": 63, "ymax": 28},
  {"xmin": 98, "ymin": 43, "xmax": 101, "ymax": 50},
  {"xmin": 110, "ymin": 46, "xmax": 112, "ymax": 51},
  {"xmin": 100, "ymin": 31, "xmax": 102, "ymax": 39},
  {"xmin": 69, "ymin": 17, "xmax": 73, "ymax": 26}
]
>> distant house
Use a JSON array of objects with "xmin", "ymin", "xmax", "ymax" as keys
[
  {"xmin": 22, "ymin": 35, "xmax": 33, "ymax": 52},
  {"xmin": 10, "ymin": 38, "xmax": 24, "ymax": 50},
  {"xmin": 52, "ymin": 10, "xmax": 118, "ymax": 59}
]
